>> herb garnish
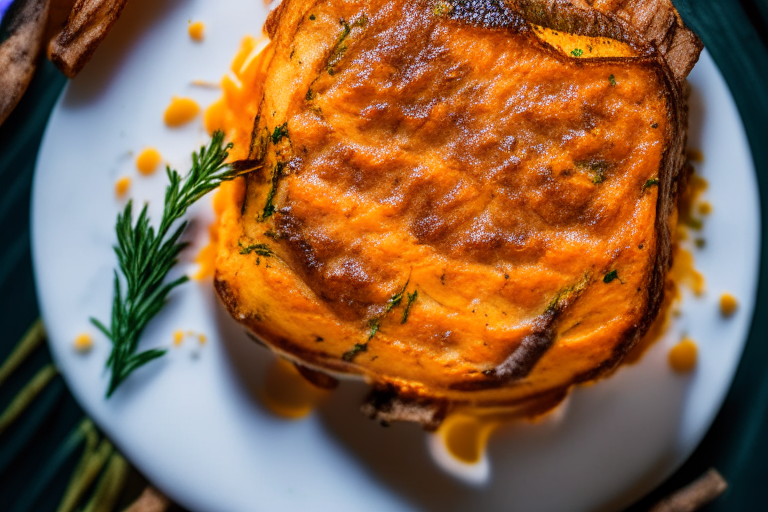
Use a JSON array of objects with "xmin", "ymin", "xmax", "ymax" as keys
[
  {"xmin": 309, "ymin": 14, "xmax": 316, "ymax": 20},
  {"xmin": 343, "ymin": 279, "xmax": 414, "ymax": 361},
  {"xmin": 401, "ymin": 290, "xmax": 418, "ymax": 324},
  {"xmin": 271, "ymin": 122, "xmax": 289, "ymax": 145},
  {"xmin": 571, "ymin": 48, "xmax": 584, "ymax": 57},
  {"xmin": 259, "ymin": 162, "xmax": 285, "ymax": 221},
  {"xmin": 609, "ymin": 74, "xmax": 617, "ymax": 86},
  {"xmin": 342, "ymin": 343, "xmax": 368, "ymax": 362},
  {"xmin": 603, "ymin": 270, "xmax": 619, "ymax": 284},
  {"xmin": 643, "ymin": 178, "xmax": 660, "ymax": 191},
  {"xmin": 239, "ymin": 241, "xmax": 274, "ymax": 257},
  {"xmin": 577, "ymin": 160, "xmax": 609, "ymax": 184},
  {"xmin": 92, "ymin": 132, "xmax": 236, "ymax": 397}
]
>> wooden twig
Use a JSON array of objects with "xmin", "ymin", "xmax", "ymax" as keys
[
  {"xmin": 0, "ymin": 0, "xmax": 50, "ymax": 126},
  {"xmin": 0, "ymin": 319, "xmax": 46, "ymax": 388},
  {"xmin": 123, "ymin": 486, "xmax": 171, "ymax": 512},
  {"xmin": 47, "ymin": 0, "xmax": 129, "ymax": 78},
  {"xmin": 649, "ymin": 468, "xmax": 728, "ymax": 512}
]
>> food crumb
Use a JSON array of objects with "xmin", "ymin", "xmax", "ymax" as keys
[
  {"xmin": 115, "ymin": 177, "xmax": 131, "ymax": 198},
  {"xmin": 669, "ymin": 338, "xmax": 697, "ymax": 374},
  {"xmin": 720, "ymin": 293, "xmax": 738, "ymax": 317},
  {"xmin": 164, "ymin": 97, "xmax": 201, "ymax": 127},
  {"xmin": 188, "ymin": 21, "xmax": 205, "ymax": 41},
  {"xmin": 199, "ymin": 334, "xmax": 207, "ymax": 344},
  {"xmin": 697, "ymin": 201, "xmax": 712, "ymax": 216},
  {"xmin": 136, "ymin": 148, "xmax": 162, "ymax": 176},
  {"xmin": 74, "ymin": 333, "xmax": 94, "ymax": 353},
  {"xmin": 173, "ymin": 330, "xmax": 185, "ymax": 346}
]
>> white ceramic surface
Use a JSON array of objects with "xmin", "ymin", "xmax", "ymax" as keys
[{"xmin": 31, "ymin": 1, "xmax": 760, "ymax": 511}]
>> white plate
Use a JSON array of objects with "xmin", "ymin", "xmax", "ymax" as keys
[{"xmin": 31, "ymin": 1, "xmax": 760, "ymax": 511}]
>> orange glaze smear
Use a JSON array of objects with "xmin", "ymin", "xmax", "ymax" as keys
[
  {"xmin": 188, "ymin": 21, "xmax": 205, "ymax": 42},
  {"xmin": 136, "ymin": 148, "xmax": 162, "ymax": 176},
  {"xmin": 164, "ymin": 97, "xmax": 201, "ymax": 127},
  {"xmin": 260, "ymin": 358, "xmax": 328, "ymax": 419}
]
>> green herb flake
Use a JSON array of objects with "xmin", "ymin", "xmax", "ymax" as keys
[
  {"xmin": 271, "ymin": 122, "xmax": 289, "ymax": 145},
  {"xmin": 239, "ymin": 241, "xmax": 274, "ymax": 257},
  {"xmin": 327, "ymin": 20, "xmax": 352, "ymax": 74},
  {"xmin": 353, "ymin": 14, "xmax": 369, "ymax": 27},
  {"xmin": 571, "ymin": 48, "xmax": 584, "ymax": 57},
  {"xmin": 305, "ymin": 88, "xmax": 315, "ymax": 101},
  {"xmin": 309, "ymin": 14, "xmax": 316, "ymax": 20},
  {"xmin": 603, "ymin": 270, "xmax": 619, "ymax": 284},
  {"xmin": 643, "ymin": 178, "xmax": 660, "ymax": 192},
  {"xmin": 651, "ymin": 122, "xmax": 659, "ymax": 129},
  {"xmin": 259, "ymin": 162, "xmax": 285, "ymax": 221},
  {"xmin": 342, "ymin": 343, "xmax": 368, "ymax": 362},
  {"xmin": 695, "ymin": 238, "xmax": 706, "ymax": 249},
  {"xmin": 609, "ymin": 74, "xmax": 617, "ymax": 86},
  {"xmin": 401, "ymin": 291, "xmax": 419, "ymax": 324}
]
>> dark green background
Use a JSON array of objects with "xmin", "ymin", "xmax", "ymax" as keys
[{"xmin": 1, "ymin": 1, "xmax": 767, "ymax": 510}]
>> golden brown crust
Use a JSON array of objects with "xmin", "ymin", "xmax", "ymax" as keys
[
  {"xmin": 215, "ymin": 0, "xmax": 702, "ymax": 425},
  {"xmin": 0, "ymin": 0, "xmax": 50, "ymax": 126}
]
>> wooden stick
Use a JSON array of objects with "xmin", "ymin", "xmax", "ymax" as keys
[
  {"xmin": 123, "ymin": 486, "xmax": 171, "ymax": 512},
  {"xmin": 0, "ymin": 0, "xmax": 50, "ymax": 126},
  {"xmin": 649, "ymin": 468, "xmax": 728, "ymax": 512},
  {"xmin": 47, "ymin": 0, "xmax": 128, "ymax": 78}
]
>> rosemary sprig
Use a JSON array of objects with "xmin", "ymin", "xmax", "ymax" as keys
[{"xmin": 92, "ymin": 131, "xmax": 236, "ymax": 397}]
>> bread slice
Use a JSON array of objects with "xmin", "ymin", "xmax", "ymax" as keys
[{"xmin": 215, "ymin": 0, "xmax": 702, "ymax": 427}]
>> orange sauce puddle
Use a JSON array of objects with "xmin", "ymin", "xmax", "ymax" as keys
[
  {"xmin": 136, "ymin": 147, "xmax": 162, "ymax": 176},
  {"xmin": 115, "ymin": 177, "xmax": 131, "ymax": 198},
  {"xmin": 73, "ymin": 333, "xmax": 94, "ymax": 353},
  {"xmin": 188, "ymin": 21, "xmax": 205, "ymax": 42},
  {"xmin": 164, "ymin": 97, "xmax": 201, "ymax": 127},
  {"xmin": 668, "ymin": 338, "xmax": 698, "ymax": 374},
  {"xmin": 260, "ymin": 359, "xmax": 329, "ymax": 419}
]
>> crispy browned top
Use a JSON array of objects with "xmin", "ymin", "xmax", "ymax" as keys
[{"xmin": 216, "ymin": 0, "xmax": 689, "ymax": 406}]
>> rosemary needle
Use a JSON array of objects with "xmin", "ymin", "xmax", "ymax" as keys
[{"xmin": 92, "ymin": 131, "xmax": 236, "ymax": 397}]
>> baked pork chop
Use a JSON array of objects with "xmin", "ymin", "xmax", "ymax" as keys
[{"xmin": 214, "ymin": 0, "xmax": 702, "ymax": 428}]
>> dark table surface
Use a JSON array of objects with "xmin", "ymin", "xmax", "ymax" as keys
[{"xmin": 1, "ymin": 1, "xmax": 767, "ymax": 510}]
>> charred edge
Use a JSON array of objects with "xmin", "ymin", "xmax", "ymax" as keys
[
  {"xmin": 446, "ymin": 0, "xmax": 527, "ymax": 30},
  {"xmin": 507, "ymin": 0, "xmax": 646, "ymax": 54},
  {"xmin": 361, "ymin": 384, "xmax": 449, "ymax": 431},
  {"xmin": 294, "ymin": 363, "xmax": 340, "ymax": 390}
]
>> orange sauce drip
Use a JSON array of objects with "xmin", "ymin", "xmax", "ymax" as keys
[
  {"xmin": 164, "ymin": 97, "xmax": 201, "ymax": 127},
  {"xmin": 73, "ymin": 333, "xmax": 94, "ymax": 353},
  {"xmin": 260, "ymin": 359, "xmax": 328, "ymax": 419},
  {"xmin": 439, "ymin": 414, "xmax": 498, "ymax": 464},
  {"xmin": 115, "ymin": 177, "xmax": 131, "ymax": 198},
  {"xmin": 188, "ymin": 21, "xmax": 205, "ymax": 42},
  {"xmin": 136, "ymin": 148, "xmax": 162, "ymax": 176},
  {"xmin": 720, "ymin": 293, "xmax": 738, "ymax": 317},
  {"xmin": 669, "ymin": 338, "xmax": 697, "ymax": 374}
]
